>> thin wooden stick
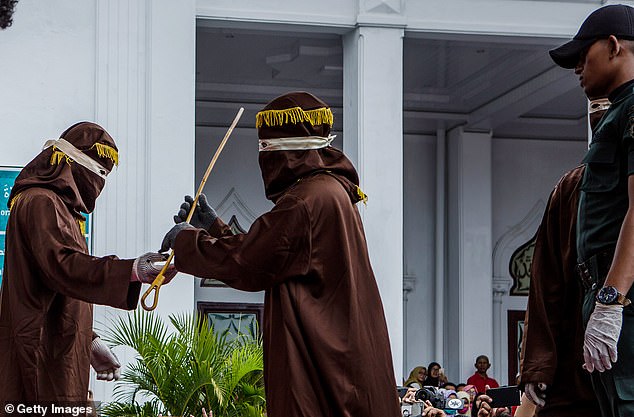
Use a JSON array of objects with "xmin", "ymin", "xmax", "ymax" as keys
[{"xmin": 141, "ymin": 107, "xmax": 244, "ymax": 311}]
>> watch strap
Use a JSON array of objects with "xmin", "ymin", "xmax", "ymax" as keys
[{"xmin": 617, "ymin": 293, "xmax": 632, "ymax": 307}]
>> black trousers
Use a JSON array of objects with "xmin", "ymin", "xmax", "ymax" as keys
[{"xmin": 578, "ymin": 250, "xmax": 634, "ymax": 417}]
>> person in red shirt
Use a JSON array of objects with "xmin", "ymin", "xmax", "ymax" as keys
[{"xmin": 466, "ymin": 355, "xmax": 500, "ymax": 393}]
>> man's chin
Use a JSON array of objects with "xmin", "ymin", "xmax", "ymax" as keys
[{"xmin": 584, "ymin": 86, "xmax": 609, "ymax": 100}]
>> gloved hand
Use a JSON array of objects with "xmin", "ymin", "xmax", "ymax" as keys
[
  {"xmin": 174, "ymin": 194, "xmax": 217, "ymax": 231},
  {"xmin": 90, "ymin": 336, "xmax": 121, "ymax": 381},
  {"xmin": 160, "ymin": 222, "xmax": 194, "ymax": 253},
  {"xmin": 583, "ymin": 302, "xmax": 623, "ymax": 372},
  {"xmin": 524, "ymin": 382, "xmax": 547, "ymax": 407},
  {"xmin": 132, "ymin": 252, "xmax": 177, "ymax": 284}
]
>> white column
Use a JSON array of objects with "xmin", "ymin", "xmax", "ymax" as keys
[
  {"xmin": 92, "ymin": 0, "xmax": 151, "ymax": 401},
  {"xmin": 492, "ymin": 278, "xmax": 511, "ymax": 384},
  {"xmin": 92, "ymin": 0, "xmax": 196, "ymax": 401},
  {"xmin": 447, "ymin": 127, "xmax": 494, "ymax": 383},
  {"xmin": 343, "ymin": 25, "xmax": 404, "ymax": 382},
  {"xmin": 94, "ymin": 0, "xmax": 150, "ymax": 262},
  {"xmin": 146, "ymin": 0, "xmax": 197, "ymax": 319}
]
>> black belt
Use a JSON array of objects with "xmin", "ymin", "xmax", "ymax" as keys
[{"xmin": 576, "ymin": 249, "xmax": 614, "ymax": 291}]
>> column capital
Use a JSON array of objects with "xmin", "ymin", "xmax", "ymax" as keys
[
  {"xmin": 492, "ymin": 277, "xmax": 512, "ymax": 299},
  {"xmin": 403, "ymin": 274, "xmax": 417, "ymax": 295}
]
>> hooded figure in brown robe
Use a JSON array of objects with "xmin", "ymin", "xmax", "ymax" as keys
[
  {"xmin": 519, "ymin": 165, "xmax": 601, "ymax": 417},
  {"xmin": 0, "ymin": 122, "xmax": 173, "ymax": 409},
  {"xmin": 162, "ymin": 92, "xmax": 401, "ymax": 417}
]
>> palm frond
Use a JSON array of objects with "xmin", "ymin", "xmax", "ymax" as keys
[
  {"xmin": 99, "ymin": 399, "xmax": 164, "ymax": 417},
  {"xmin": 102, "ymin": 310, "xmax": 265, "ymax": 417}
]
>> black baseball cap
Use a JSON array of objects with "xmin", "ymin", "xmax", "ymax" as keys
[{"xmin": 550, "ymin": 4, "xmax": 634, "ymax": 69}]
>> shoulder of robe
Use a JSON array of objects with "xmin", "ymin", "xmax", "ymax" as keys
[
  {"xmin": 15, "ymin": 189, "xmax": 69, "ymax": 223},
  {"xmin": 21, "ymin": 188, "xmax": 65, "ymax": 209}
]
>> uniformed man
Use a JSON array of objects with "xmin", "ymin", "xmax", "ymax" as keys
[
  {"xmin": 547, "ymin": 4, "xmax": 634, "ymax": 416},
  {"xmin": 518, "ymin": 100, "xmax": 608, "ymax": 417}
]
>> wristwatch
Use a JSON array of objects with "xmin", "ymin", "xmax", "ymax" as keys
[{"xmin": 596, "ymin": 286, "xmax": 632, "ymax": 306}]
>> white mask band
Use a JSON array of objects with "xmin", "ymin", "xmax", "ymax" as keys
[
  {"xmin": 589, "ymin": 98, "xmax": 610, "ymax": 114},
  {"xmin": 259, "ymin": 135, "xmax": 336, "ymax": 152},
  {"xmin": 42, "ymin": 138, "xmax": 111, "ymax": 179}
]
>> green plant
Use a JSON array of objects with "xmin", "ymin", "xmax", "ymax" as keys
[{"xmin": 99, "ymin": 310, "xmax": 265, "ymax": 417}]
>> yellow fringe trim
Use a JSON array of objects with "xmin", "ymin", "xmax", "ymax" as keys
[
  {"xmin": 356, "ymin": 186, "xmax": 368, "ymax": 205},
  {"xmin": 9, "ymin": 193, "xmax": 22, "ymax": 210},
  {"xmin": 50, "ymin": 148, "xmax": 73, "ymax": 166},
  {"xmin": 49, "ymin": 143, "xmax": 119, "ymax": 167},
  {"xmin": 90, "ymin": 143, "xmax": 119, "ymax": 166},
  {"xmin": 77, "ymin": 219, "xmax": 86, "ymax": 235},
  {"xmin": 256, "ymin": 106, "xmax": 333, "ymax": 129}
]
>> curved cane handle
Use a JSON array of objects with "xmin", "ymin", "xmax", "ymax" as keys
[{"xmin": 140, "ymin": 252, "xmax": 174, "ymax": 311}]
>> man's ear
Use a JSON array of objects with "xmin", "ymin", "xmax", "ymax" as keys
[{"xmin": 608, "ymin": 35, "xmax": 623, "ymax": 59}]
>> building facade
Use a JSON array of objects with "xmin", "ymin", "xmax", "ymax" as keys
[{"xmin": 1, "ymin": 0, "xmax": 620, "ymax": 401}]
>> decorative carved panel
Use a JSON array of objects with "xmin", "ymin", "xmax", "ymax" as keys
[
  {"xmin": 492, "ymin": 199, "xmax": 543, "ymax": 296},
  {"xmin": 197, "ymin": 301, "xmax": 264, "ymax": 340},
  {"xmin": 509, "ymin": 234, "xmax": 536, "ymax": 296}
]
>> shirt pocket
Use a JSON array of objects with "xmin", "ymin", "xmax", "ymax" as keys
[{"xmin": 581, "ymin": 141, "xmax": 620, "ymax": 193}]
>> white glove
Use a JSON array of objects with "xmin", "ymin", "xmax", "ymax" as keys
[
  {"xmin": 524, "ymin": 382, "xmax": 547, "ymax": 407},
  {"xmin": 90, "ymin": 337, "xmax": 121, "ymax": 381},
  {"xmin": 583, "ymin": 302, "xmax": 623, "ymax": 372},
  {"xmin": 132, "ymin": 252, "xmax": 177, "ymax": 284}
]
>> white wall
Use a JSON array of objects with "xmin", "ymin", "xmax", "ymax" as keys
[
  {"xmin": 402, "ymin": 135, "xmax": 587, "ymax": 384},
  {"xmin": 0, "ymin": 0, "xmax": 601, "ymax": 402},
  {"xmin": 0, "ymin": 0, "xmax": 96, "ymax": 166},
  {"xmin": 193, "ymin": 126, "xmax": 268, "ymax": 305},
  {"xmin": 492, "ymin": 138, "xmax": 586, "ymax": 247},
  {"xmin": 92, "ymin": 0, "xmax": 198, "ymax": 401},
  {"xmin": 2, "ymin": 0, "xmax": 198, "ymax": 402},
  {"xmin": 403, "ymin": 134, "xmax": 437, "ymax": 380}
]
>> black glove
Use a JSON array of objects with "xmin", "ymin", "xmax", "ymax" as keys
[
  {"xmin": 174, "ymin": 194, "xmax": 218, "ymax": 231},
  {"xmin": 160, "ymin": 222, "xmax": 194, "ymax": 253}
]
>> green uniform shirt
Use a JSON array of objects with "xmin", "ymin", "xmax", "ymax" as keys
[{"xmin": 577, "ymin": 81, "xmax": 634, "ymax": 262}]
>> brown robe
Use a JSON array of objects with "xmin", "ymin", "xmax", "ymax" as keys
[
  {"xmin": 520, "ymin": 165, "xmax": 600, "ymax": 417},
  {"xmin": 0, "ymin": 123, "xmax": 140, "ymax": 408},
  {"xmin": 173, "ymin": 147, "xmax": 401, "ymax": 417}
]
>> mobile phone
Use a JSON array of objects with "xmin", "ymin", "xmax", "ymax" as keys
[{"xmin": 486, "ymin": 385, "xmax": 521, "ymax": 408}]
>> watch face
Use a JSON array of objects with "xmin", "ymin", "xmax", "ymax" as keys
[{"xmin": 598, "ymin": 286, "xmax": 619, "ymax": 304}]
